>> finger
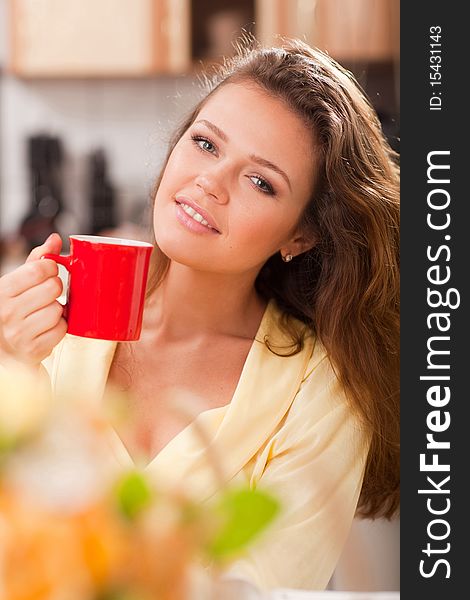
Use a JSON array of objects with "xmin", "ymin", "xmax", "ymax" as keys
[
  {"xmin": 15, "ymin": 317, "xmax": 68, "ymax": 366},
  {"xmin": 26, "ymin": 233, "xmax": 63, "ymax": 263},
  {"xmin": 30, "ymin": 318, "xmax": 68, "ymax": 362},
  {"xmin": 1, "ymin": 259, "xmax": 59, "ymax": 298},
  {"xmin": 23, "ymin": 301, "xmax": 65, "ymax": 340},
  {"xmin": 11, "ymin": 276, "xmax": 64, "ymax": 320}
]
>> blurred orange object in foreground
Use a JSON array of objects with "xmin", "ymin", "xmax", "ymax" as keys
[
  {"xmin": 0, "ymin": 492, "xmax": 128, "ymax": 600},
  {"xmin": 0, "ymin": 486, "xmax": 201, "ymax": 600},
  {"xmin": 0, "ymin": 368, "xmax": 279, "ymax": 600}
]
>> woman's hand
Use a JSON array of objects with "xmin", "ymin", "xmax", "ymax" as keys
[{"xmin": 0, "ymin": 233, "xmax": 67, "ymax": 368}]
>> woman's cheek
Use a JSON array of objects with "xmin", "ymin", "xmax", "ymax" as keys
[{"xmin": 234, "ymin": 212, "xmax": 288, "ymax": 251}]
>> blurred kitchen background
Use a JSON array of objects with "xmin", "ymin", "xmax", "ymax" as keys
[{"xmin": 0, "ymin": 0, "xmax": 399, "ymax": 591}]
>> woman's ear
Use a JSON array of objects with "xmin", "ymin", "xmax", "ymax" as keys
[{"xmin": 280, "ymin": 227, "xmax": 318, "ymax": 260}]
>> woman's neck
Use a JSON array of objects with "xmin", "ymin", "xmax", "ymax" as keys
[{"xmin": 146, "ymin": 261, "xmax": 267, "ymax": 342}]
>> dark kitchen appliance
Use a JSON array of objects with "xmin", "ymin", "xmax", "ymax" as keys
[
  {"xmin": 88, "ymin": 148, "xmax": 116, "ymax": 235},
  {"xmin": 19, "ymin": 134, "xmax": 65, "ymax": 252}
]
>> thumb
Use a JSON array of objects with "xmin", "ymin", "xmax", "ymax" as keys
[{"xmin": 26, "ymin": 232, "xmax": 63, "ymax": 263}]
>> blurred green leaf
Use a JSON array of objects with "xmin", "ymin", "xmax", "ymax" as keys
[
  {"xmin": 207, "ymin": 488, "xmax": 280, "ymax": 560},
  {"xmin": 114, "ymin": 470, "xmax": 153, "ymax": 521}
]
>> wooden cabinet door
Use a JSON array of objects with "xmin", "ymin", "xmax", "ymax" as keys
[
  {"xmin": 160, "ymin": 0, "xmax": 190, "ymax": 74},
  {"xmin": 313, "ymin": 0, "xmax": 399, "ymax": 62},
  {"xmin": 8, "ymin": 0, "xmax": 169, "ymax": 77},
  {"xmin": 256, "ymin": 0, "xmax": 399, "ymax": 63}
]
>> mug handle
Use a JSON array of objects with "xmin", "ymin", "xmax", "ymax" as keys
[
  {"xmin": 42, "ymin": 253, "xmax": 73, "ymax": 272},
  {"xmin": 42, "ymin": 253, "xmax": 73, "ymax": 315}
]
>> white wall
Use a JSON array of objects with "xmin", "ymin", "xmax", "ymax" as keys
[
  {"xmin": 0, "ymin": 74, "xmax": 201, "ymax": 236},
  {"xmin": 331, "ymin": 517, "xmax": 400, "ymax": 591}
]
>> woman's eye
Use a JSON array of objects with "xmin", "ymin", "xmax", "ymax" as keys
[
  {"xmin": 191, "ymin": 135, "xmax": 216, "ymax": 154},
  {"xmin": 250, "ymin": 175, "xmax": 275, "ymax": 195}
]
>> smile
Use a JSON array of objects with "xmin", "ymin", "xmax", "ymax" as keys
[
  {"xmin": 179, "ymin": 203, "xmax": 213, "ymax": 228},
  {"xmin": 174, "ymin": 200, "xmax": 221, "ymax": 235}
]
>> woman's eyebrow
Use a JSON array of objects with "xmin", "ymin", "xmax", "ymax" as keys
[
  {"xmin": 196, "ymin": 119, "xmax": 228, "ymax": 142},
  {"xmin": 248, "ymin": 154, "xmax": 292, "ymax": 191},
  {"xmin": 195, "ymin": 118, "xmax": 292, "ymax": 191}
]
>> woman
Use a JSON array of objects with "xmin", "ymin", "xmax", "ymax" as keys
[{"xmin": 0, "ymin": 39, "xmax": 399, "ymax": 591}]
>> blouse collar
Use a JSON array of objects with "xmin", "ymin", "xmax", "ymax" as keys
[{"xmin": 53, "ymin": 299, "xmax": 316, "ymax": 500}]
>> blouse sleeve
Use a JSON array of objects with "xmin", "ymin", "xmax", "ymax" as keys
[{"xmin": 224, "ymin": 348, "xmax": 371, "ymax": 592}]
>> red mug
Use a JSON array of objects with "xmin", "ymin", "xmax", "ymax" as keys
[{"xmin": 43, "ymin": 235, "xmax": 153, "ymax": 341}]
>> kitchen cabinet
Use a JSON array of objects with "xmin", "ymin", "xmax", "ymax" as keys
[
  {"xmin": 311, "ymin": 0, "xmax": 399, "ymax": 63},
  {"xmin": 188, "ymin": 0, "xmax": 398, "ymax": 66},
  {"xmin": 256, "ymin": 0, "xmax": 399, "ymax": 63},
  {"xmin": 8, "ymin": 0, "xmax": 398, "ymax": 78},
  {"xmin": 8, "ymin": 0, "xmax": 190, "ymax": 77}
]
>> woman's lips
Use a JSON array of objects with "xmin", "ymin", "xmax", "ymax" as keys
[
  {"xmin": 174, "ymin": 201, "xmax": 221, "ymax": 235},
  {"xmin": 174, "ymin": 197, "xmax": 221, "ymax": 234}
]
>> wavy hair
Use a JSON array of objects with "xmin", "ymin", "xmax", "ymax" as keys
[{"xmin": 147, "ymin": 38, "xmax": 400, "ymax": 519}]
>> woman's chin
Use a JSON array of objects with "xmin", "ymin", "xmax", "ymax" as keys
[
  {"xmin": 154, "ymin": 221, "xmax": 220, "ymax": 264},
  {"xmin": 154, "ymin": 238, "xmax": 208, "ymax": 269}
]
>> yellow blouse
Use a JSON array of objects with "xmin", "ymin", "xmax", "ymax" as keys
[{"xmin": 41, "ymin": 298, "xmax": 370, "ymax": 591}]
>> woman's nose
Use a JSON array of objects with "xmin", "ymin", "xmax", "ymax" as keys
[{"xmin": 195, "ymin": 171, "xmax": 229, "ymax": 204}]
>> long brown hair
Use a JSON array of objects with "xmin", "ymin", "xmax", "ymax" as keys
[{"xmin": 147, "ymin": 38, "xmax": 400, "ymax": 519}]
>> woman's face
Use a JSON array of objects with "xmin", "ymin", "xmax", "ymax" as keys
[{"xmin": 154, "ymin": 82, "xmax": 317, "ymax": 275}]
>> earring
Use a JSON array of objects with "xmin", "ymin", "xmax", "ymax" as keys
[{"xmin": 282, "ymin": 253, "xmax": 293, "ymax": 263}]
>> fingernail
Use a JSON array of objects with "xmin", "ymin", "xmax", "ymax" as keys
[{"xmin": 45, "ymin": 233, "xmax": 55, "ymax": 243}]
